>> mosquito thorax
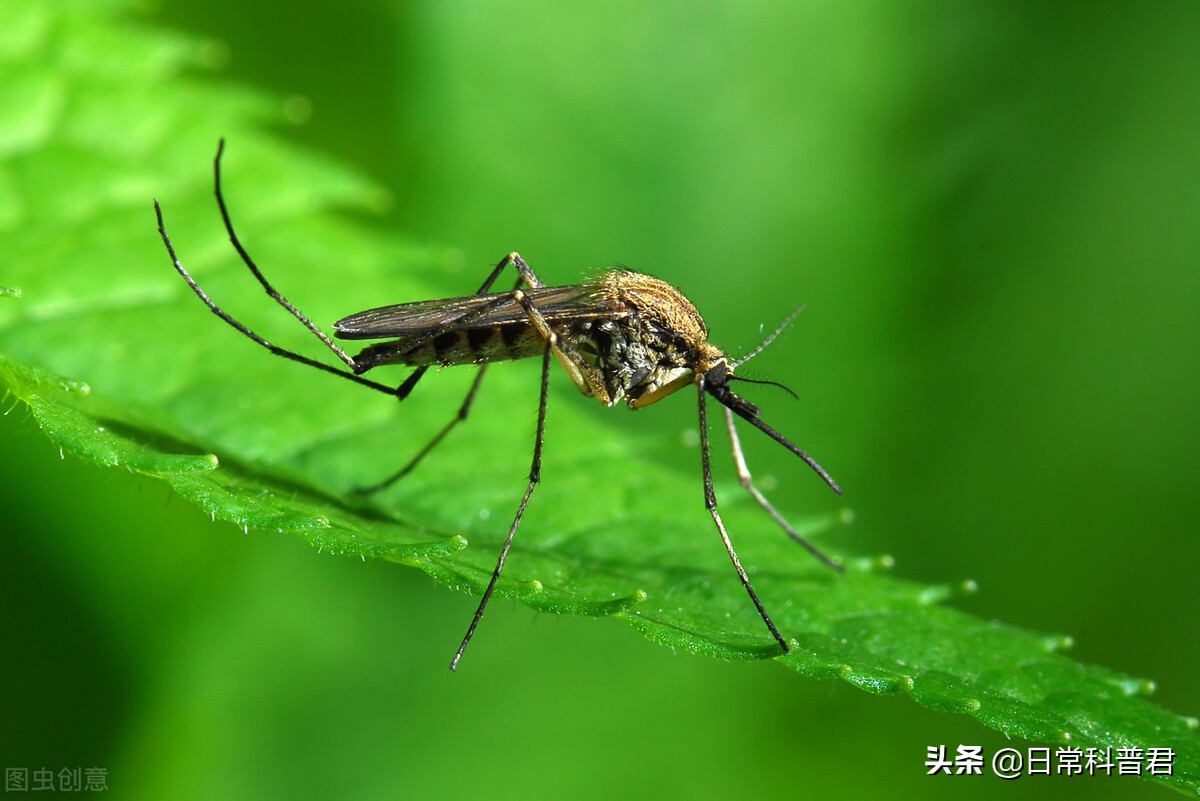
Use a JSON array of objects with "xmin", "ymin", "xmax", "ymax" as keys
[{"xmin": 567, "ymin": 271, "xmax": 726, "ymax": 409}]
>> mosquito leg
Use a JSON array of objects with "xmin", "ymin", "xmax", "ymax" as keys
[
  {"xmin": 154, "ymin": 201, "xmax": 404, "ymax": 397},
  {"xmin": 697, "ymin": 380, "xmax": 790, "ymax": 655},
  {"xmin": 355, "ymin": 365, "xmax": 489, "ymax": 494},
  {"xmin": 211, "ymin": 139, "xmax": 364, "ymax": 371},
  {"xmin": 359, "ymin": 253, "xmax": 542, "ymax": 493},
  {"xmin": 505, "ymin": 251, "xmax": 546, "ymax": 289},
  {"xmin": 722, "ymin": 405, "xmax": 842, "ymax": 572},
  {"xmin": 449, "ymin": 342, "xmax": 551, "ymax": 671},
  {"xmin": 383, "ymin": 251, "xmax": 547, "ymax": 368},
  {"xmin": 362, "ymin": 251, "xmax": 540, "ymax": 393},
  {"xmin": 203, "ymin": 147, "xmax": 541, "ymax": 396},
  {"xmin": 365, "ymin": 252, "xmax": 581, "ymax": 499},
  {"xmin": 383, "ymin": 251, "xmax": 545, "ymax": 365},
  {"xmin": 157, "ymin": 140, "xmax": 408, "ymax": 396}
]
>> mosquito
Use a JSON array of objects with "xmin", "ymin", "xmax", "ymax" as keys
[{"xmin": 153, "ymin": 140, "xmax": 844, "ymax": 670}]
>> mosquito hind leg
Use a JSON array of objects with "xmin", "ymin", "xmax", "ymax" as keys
[
  {"xmin": 211, "ymin": 139, "xmax": 364, "ymax": 372},
  {"xmin": 154, "ymin": 200, "xmax": 404, "ymax": 397}
]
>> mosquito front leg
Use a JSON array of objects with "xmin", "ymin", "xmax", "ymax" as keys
[
  {"xmin": 721, "ymin": 405, "xmax": 842, "ymax": 572},
  {"xmin": 507, "ymin": 276, "xmax": 611, "ymax": 404},
  {"xmin": 697, "ymin": 379, "xmax": 790, "ymax": 655}
]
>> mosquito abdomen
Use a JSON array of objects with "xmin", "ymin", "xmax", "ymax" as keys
[{"xmin": 352, "ymin": 324, "xmax": 547, "ymax": 370}]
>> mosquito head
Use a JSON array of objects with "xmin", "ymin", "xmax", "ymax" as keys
[{"xmin": 701, "ymin": 359, "xmax": 758, "ymax": 414}]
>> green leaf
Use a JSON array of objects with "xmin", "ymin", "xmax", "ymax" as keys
[{"xmin": 1, "ymin": 2, "xmax": 1196, "ymax": 795}]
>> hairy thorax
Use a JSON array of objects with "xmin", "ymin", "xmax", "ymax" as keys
[{"xmin": 569, "ymin": 272, "xmax": 726, "ymax": 408}]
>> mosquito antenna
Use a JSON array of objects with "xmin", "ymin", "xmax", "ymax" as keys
[
  {"xmin": 732, "ymin": 306, "xmax": 804, "ymax": 369},
  {"xmin": 729, "ymin": 374, "xmax": 799, "ymax": 401}
]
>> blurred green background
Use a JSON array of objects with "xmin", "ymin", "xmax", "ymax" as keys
[{"xmin": 2, "ymin": 1, "xmax": 1197, "ymax": 799}]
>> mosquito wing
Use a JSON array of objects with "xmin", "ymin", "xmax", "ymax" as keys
[
  {"xmin": 335, "ymin": 283, "xmax": 629, "ymax": 369},
  {"xmin": 334, "ymin": 285, "xmax": 622, "ymax": 338}
]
